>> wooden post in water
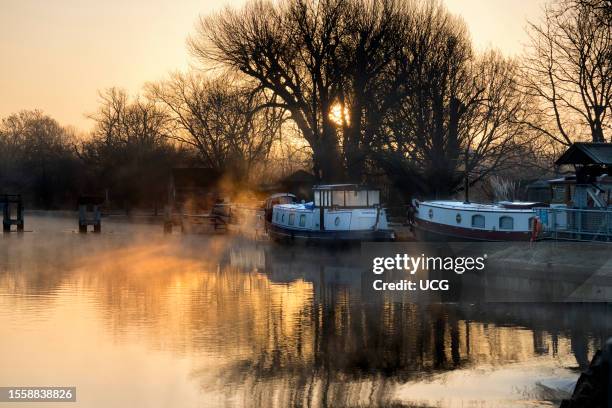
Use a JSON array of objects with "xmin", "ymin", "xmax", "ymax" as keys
[
  {"xmin": 163, "ymin": 205, "xmax": 173, "ymax": 234},
  {"xmin": 164, "ymin": 173, "xmax": 175, "ymax": 234},
  {"xmin": 1, "ymin": 194, "xmax": 24, "ymax": 232},
  {"xmin": 78, "ymin": 196, "xmax": 103, "ymax": 233}
]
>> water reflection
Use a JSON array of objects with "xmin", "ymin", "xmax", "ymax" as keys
[{"xmin": 0, "ymin": 216, "xmax": 611, "ymax": 407}]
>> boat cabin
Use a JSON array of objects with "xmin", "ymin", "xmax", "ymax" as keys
[
  {"xmin": 268, "ymin": 184, "xmax": 392, "ymax": 239},
  {"xmin": 313, "ymin": 184, "xmax": 381, "ymax": 209},
  {"xmin": 264, "ymin": 193, "xmax": 296, "ymax": 223}
]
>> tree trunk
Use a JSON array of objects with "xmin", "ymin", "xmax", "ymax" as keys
[{"xmin": 313, "ymin": 135, "xmax": 344, "ymax": 183}]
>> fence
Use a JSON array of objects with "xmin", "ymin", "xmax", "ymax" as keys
[{"xmin": 534, "ymin": 206, "xmax": 612, "ymax": 242}]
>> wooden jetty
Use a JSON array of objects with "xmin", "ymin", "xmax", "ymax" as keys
[{"xmin": 1, "ymin": 194, "xmax": 24, "ymax": 232}]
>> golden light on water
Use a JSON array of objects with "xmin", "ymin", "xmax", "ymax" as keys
[{"xmin": 0, "ymin": 216, "xmax": 602, "ymax": 407}]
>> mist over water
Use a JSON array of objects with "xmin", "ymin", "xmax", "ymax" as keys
[{"xmin": 1, "ymin": 214, "xmax": 610, "ymax": 407}]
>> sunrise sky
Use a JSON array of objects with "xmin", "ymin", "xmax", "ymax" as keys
[{"xmin": 0, "ymin": 0, "xmax": 545, "ymax": 131}]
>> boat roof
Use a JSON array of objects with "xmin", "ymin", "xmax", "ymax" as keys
[
  {"xmin": 275, "ymin": 202, "xmax": 314, "ymax": 211},
  {"xmin": 313, "ymin": 184, "xmax": 377, "ymax": 191},
  {"xmin": 267, "ymin": 193, "xmax": 296, "ymax": 199},
  {"xmin": 420, "ymin": 200, "xmax": 542, "ymax": 212}
]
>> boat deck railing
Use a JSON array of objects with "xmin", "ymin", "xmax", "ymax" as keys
[{"xmin": 534, "ymin": 206, "xmax": 612, "ymax": 242}]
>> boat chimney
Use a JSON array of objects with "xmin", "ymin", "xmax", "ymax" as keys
[{"xmin": 463, "ymin": 172, "xmax": 470, "ymax": 204}]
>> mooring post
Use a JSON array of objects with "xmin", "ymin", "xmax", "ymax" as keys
[
  {"xmin": 163, "ymin": 205, "xmax": 173, "ymax": 234},
  {"xmin": 93, "ymin": 204, "xmax": 101, "ymax": 233},
  {"xmin": 2, "ymin": 195, "xmax": 24, "ymax": 233},
  {"xmin": 1, "ymin": 200, "xmax": 7, "ymax": 233},
  {"xmin": 78, "ymin": 196, "xmax": 103, "ymax": 233},
  {"xmin": 16, "ymin": 197, "xmax": 23, "ymax": 232},
  {"xmin": 78, "ymin": 204, "xmax": 87, "ymax": 233}
]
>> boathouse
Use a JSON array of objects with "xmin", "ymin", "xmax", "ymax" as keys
[{"xmin": 535, "ymin": 143, "xmax": 612, "ymax": 241}]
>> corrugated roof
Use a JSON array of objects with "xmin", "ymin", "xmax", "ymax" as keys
[{"xmin": 556, "ymin": 143, "xmax": 612, "ymax": 165}]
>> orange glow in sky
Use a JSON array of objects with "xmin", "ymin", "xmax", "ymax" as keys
[{"xmin": 0, "ymin": 0, "xmax": 545, "ymax": 131}]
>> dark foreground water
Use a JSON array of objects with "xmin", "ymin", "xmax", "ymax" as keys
[{"xmin": 1, "ymin": 214, "xmax": 611, "ymax": 407}]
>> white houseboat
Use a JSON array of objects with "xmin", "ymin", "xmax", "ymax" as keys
[
  {"xmin": 266, "ymin": 184, "xmax": 395, "ymax": 243},
  {"xmin": 414, "ymin": 143, "xmax": 612, "ymax": 242},
  {"xmin": 414, "ymin": 200, "xmax": 541, "ymax": 241}
]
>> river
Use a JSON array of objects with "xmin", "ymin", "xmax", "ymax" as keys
[{"xmin": 1, "ymin": 213, "xmax": 610, "ymax": 407}]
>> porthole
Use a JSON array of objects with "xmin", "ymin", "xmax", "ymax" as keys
[
  {"xmin": 456, "ymin": 213, "xmax": 462, "ymax": 224},
  {"xmin": 334, "ymin": 216, "xmax": 341, "ymax": 226},
  {"xmin": 428, "ymin": 208, "xmax": 434, "ymax": 219}
]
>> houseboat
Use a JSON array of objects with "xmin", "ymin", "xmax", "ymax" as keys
[
  {"xmin": 266, "ymin": 184, "xmax": 395, "ymax": 243},
  {"xmin": 413, "ymin": 143, "xmax": 612, "ymax": 242},
  {"xmin": 414, "ymin": 200, "xmax": 541, "ymax": 241}
]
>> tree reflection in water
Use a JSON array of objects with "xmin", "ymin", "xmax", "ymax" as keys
[{"xmin": 1, "ymin": 223, "xmax": 611, "ymax": 407}]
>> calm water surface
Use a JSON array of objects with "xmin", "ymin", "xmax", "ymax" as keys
[{"xmin": 1, "ymin": 214, "xmax": 611, "ymax": 407}]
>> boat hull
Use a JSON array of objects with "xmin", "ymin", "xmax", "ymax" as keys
[
  {"xmin": 415, "ymin": 219, "xmax": 531, "ymax": 242},
  {"xmin": 266, "ymin": 222, "xmax": 395, "ymax": 243}
]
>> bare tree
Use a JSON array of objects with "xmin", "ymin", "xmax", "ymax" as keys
[
  {"xmin": 87, "ymin": 88, "xmax": 171, "ymax": 148},
  {"xmin": 523, "ymin": 0, "xmax": 612, "ymax": 144},
  {"xmin": 0, "ymin": 110, "xmax": 82, "ymax": 207},
  {"xmin": 191, "ymin": 0, "xmax": 546, "ymax": 196},
  {"xmin": 374, "ymin": 12, "xmax": 533, "ymax": 199},
  {"xmin": 334, "ymin": 0, "xmax": 413, "ymax": 181},
  {"xmin": 147, "ymin": 73, "xmax": 284, "ymax": 181},
  {"xmin": 190, "ymin": 0, "xmax": 351, "ymax": 181},
  {"xmin": 82, "ymin": 88, "xmax": 178, "ymax": 211}
]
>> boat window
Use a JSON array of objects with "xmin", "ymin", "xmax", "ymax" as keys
[
  {"xmin": 334, "ymin": 216, "xmax": 341, "ymax": 226},
  {"xmin": 314, "ymin": 190, "xmax": 321, "ymax": 206},
  {"xmin": 368, "ymin": 190, "xmax": 380, "ymax": 206},
  {"xmin": 428, "ymin": 208, "xmax": 433, "ymax": 219},
  {"xmin": 299, "ymin": 214, "xmax": 306, "ymax": 227},
  {"xmin": 499, "ymin": 216, "xmax": 513, "ymax": 230},
  {"xmin": 471, "ymin": 214, "xmax": 485, "ymax": 228},
  {"xmin": 281, "ymin": 213, "xmax": 285, "ymax": 223},
  {"xmin": 346, "ymin": 190, "xmax": 368, "ymax": 207},
  {"xmin": 289, "ymin": 213, "xmax": 295, "ymax": 225},
  {"xmin": 332, "ymin": 190, "xmax": 345, "ymax": 206}
]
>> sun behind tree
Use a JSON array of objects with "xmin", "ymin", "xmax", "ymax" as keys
[{"xmin": 328, "ymin": 103, "xmax": 350, "ymax": 126}]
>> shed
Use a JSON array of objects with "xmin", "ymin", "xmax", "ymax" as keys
[
  {"xmin": 556, "ymin": 143, "xmax": 612, "ymax": 185},
  {"xmin": 555, "ymin": 143, "xmax": 612, "ymax": 166}
]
